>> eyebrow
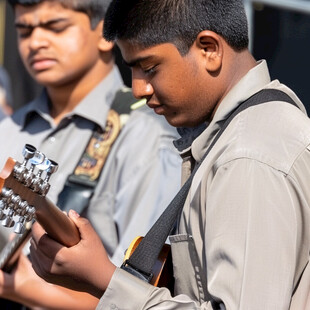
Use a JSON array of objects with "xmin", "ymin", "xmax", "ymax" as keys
[
  {"xmin": 15, "ymin": 18, "xmax": 68, "ymax": 29},
  {"xmin": 123, "ymin": 55, "xmax": 154, "ymax": 67}
]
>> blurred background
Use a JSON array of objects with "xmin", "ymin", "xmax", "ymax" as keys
[{"xmin": 0, "ymin": 0, "xmax": 310, "ymax": 113}]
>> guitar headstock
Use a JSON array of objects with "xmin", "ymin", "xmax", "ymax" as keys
[{"xmin": 0, "ymin": 144, "xmax": 58, "ymax": 235}]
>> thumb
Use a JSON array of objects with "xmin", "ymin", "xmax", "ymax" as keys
[{"xmin": 68, "ymin": 209, "xmax": 96, "ymax": 240}]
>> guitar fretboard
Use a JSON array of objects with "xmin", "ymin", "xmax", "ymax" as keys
[{"xmin": 0, "ymin": 223, "xmax": 32, "ymax": 272}]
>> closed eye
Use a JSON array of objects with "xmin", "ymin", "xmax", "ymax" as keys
[{"xmin": 142, "ymin": 65, "xmax": 158, "ymax": 76}]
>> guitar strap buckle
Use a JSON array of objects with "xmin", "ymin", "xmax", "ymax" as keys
[{"xmin": 121, "ymin": 260, "xmax": 153, "ymax": 283}]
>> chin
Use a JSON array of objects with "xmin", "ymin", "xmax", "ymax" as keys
[{"xmin": 164, "ymin": 115, "xmax": 188, "ymax": 128}]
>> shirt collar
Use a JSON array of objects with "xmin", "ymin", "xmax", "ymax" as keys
[
  {"xmin": 21, "ymin": 65, "xmax": 124, "ymax": 131},
  {"xmin": 72, "ymin": 66, "xmax": 124, "ymax": 130},
  {"xmin": 21, "ymin": 90, "xmax": 51, "ymax": 129}
]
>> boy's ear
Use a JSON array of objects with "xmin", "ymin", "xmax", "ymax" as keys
[
  {"xmin": 98, "ymin": 37, "xmax": 115, "ymax": 52},
  {"xmin": 96, "ymin": 20, "xmax": 115, "ymax": 52},
  {"xmin": 196, "ymin": 30, "xmax": 223, "ymax": 72}
]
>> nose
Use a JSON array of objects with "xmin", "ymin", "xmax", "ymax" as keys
[
  {"xmin": 131, "ymin": 76, "xmax": 154, "ymax": 100},
  {"xmin": 28, "ymin": 27, "xmax": 49, "ymax": 51}
]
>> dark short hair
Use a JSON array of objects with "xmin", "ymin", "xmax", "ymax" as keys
[
  {"xmin": 7, "ymin": 0, "xmax": 111, "ymax": 28},
  {"xmin": 104, "ymin": 0, "xmax": 249, "ymax": 55}
]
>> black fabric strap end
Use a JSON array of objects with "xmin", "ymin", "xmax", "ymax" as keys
[{"xmin": 121, "ymin": 260, "xmax": 153, "ymax": 283}]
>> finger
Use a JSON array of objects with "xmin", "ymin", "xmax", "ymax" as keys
[
  {"xmin": 0, "ymin": 269, "xmax": 13, "ymax": 295},
  {"xmin": 31, "ymin": 221, "xmax": 46, "ymax": 243},
  {"xmin": 29, "ymin": 234, "xmax": 61, "ymax": 267},
  {"xmin": 29, "ymin": 239, "xmax": 52, "ymax": 281},
  {"xmin": 68, "ymin": 209, "xmax": 100, "ymax": 241}
]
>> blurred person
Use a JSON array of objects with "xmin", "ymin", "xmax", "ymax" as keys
[
  {"xmin": 0, "ymin": 66, "xmax": 13, "ymax": 119},
  {"xmin": 28, "ymin": 0, "xmax": 310, "ymax": 309},
  {"xmin": 0, "ymin": 0, "xmax": 181, "ymax": 308}
]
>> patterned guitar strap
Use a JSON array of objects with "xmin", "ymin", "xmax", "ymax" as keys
[{"xmin": 57, "ymin": 88, "xmax": 146, "ymax": 214}]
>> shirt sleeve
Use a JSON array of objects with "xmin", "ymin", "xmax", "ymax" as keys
[
  {"xmin": 204, "ymin": 155, "xmax": 309, "ymax": 309},
  {"xmin": 97, "ymin": 268, "xmax": 213, "ymax": 310}
]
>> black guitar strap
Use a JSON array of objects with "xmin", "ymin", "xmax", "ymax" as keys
[
  {"xmin": 121, "ymin": 88, "xmax": 299, "ymax": 282},
  {"xmin": 57, "ymin": 88, "xmax": 145, "ymax": 214}
]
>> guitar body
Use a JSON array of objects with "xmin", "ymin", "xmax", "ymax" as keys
[{"xmin": 124, "ymin": 236, "xmax": 174, "ymax": 293}]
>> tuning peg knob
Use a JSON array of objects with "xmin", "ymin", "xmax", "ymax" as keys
[
  {"xmin": 14, "ymin": 220, "xmax": 25, "ymax": 234},
  {"xmin": 22, "ymin": 144, "xmax": 37, "ymax": 160},
  {"xmin": 29, "ymin": 151, "xmax": 45, "ymax": 166},
  {"xmin": 2, "ymin": 210, "xmax": 15, "ymax": 228},
  {"xmin": 14, "ymin": 145, "xmax": 37, "ymax": 180},
  {"xmin": 39, "ymin": 159, "xmax": 58, "ymax": 196},
  {"xmin": 45, "ymin": 160, "xmax": 58, "ymax": 180},
  {"xmin": 0, "ymin": 201, "xmax": 6, "ymax": 220}
]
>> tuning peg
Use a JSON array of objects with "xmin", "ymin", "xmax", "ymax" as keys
[
  {"xmin": 0, "ymin": 200, "xmax": 7, "ymax": 220},
  {"xmin": 14, "ymin": 219, "xmax": 25, "ymax": 234},
  {"xmin": 45, "ymin": 160, "xmax": 58, "ymax": 180},
  {"xmin": 14, "ymin": 144, "xmax": 37, "ymax": 180},
  {"xmin": 0, "ymin": 188, "xmax": 12, "ymax": 220},
  {"xmin": 12, "ymin": 200, "xmax": 33, "ymax": 234},
  {"xmin": 23, "ymin": 151, "xmax": 46, "ymax": 187},
  {"xmin": 22, "ymin": 144, "xmax": 37, "ymax": 162},
  {"xmin": 14, "ymin": 145, "xmax": 37, "ymax": 179},
  {"xmin": 39, "ymin": 160, "xmax": 58, "ymax": 196},
  {"xmin": 29, "ymin": 150, "xmax": 45, "ymax": 167},
  {"xmin": 24, "ymin": 205, "xmax": 35, "ymax": 222},
  {"xmin": 2, "ymin": 209, "xmax": 15, "ymax": 228},
  {"xmin": 35, "ymin": 157, "xmax": 51, "ymax": 172},
  {"xmin": 30, "ymin": 158, "xmax": 51, "ymax": 192}
]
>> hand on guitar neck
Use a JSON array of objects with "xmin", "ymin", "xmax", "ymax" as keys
[
  {"xmin": 30, "ymin": 209, "xmax": 116, "ymax": 299},
  {"xmin": 29, "ymin": 211, "xmax": 173, "ymax": 299},
  {"xmin": 0, "ymin": 144, "xmax": 80, "ymax": 277}
]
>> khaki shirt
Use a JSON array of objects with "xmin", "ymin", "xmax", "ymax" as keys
[{"xmin": 98, "ymin": 60, "xmax": 310, "ymax": 309}]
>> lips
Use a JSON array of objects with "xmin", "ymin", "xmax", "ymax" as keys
[
  {"xmin": 29, "ymin": 57, "xmax": 57, "ymax": 71},
  {"xmin": 147, "ymin": 102, "xmax": 165, "ymax": 115}
]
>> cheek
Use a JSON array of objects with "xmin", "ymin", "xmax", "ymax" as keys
[
  {"xmin": 59, "ymin": 29, "xmax": 96, "ymax": 61},
  {"xmin": 60, "ymin": 38, "xmax": 84, "ymax": 60},
  {"xmin": 18, "ymin": 41, "xmax": 31, "ymax": 69},
  {"xmin": 18, "ymin": 40, "xmax": 27, "ymax": 58}
]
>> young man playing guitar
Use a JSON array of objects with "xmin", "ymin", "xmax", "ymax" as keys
[
  {"xmin": 0, "ymin": 0, "xmax": 181, "ymax": 308},
  {"xmin": 30, "ymin": 0, "xmax": 310, "ymax": 309}
]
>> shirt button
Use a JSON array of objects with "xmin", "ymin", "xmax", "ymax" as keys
[{"xmin": 49, "ymin": 137, "xmax": 56, "ymax": 143}]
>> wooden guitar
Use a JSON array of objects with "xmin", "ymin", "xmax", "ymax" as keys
[
  {"xmin": 123, "ymin": 236, "xmax": 174, "ymax": 292},
  {"xmin": 0, "ymin": 144, "xmax": 80, "ymax": 272}
]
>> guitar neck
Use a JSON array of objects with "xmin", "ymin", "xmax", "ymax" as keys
[
  {"xmin": 0, "ymin": 226, "xmax": 32, "ymax": 273},
  {"xmin": 0, "ymin": 185, "xmax": 80, "ymax": 274},
  {"xmin": 2, "ymin": 157, "xmax": 80, "ymax": 246},
  {"xmin": 32, "ymin": 194, "xmax": 80, "ymax": 247},
  {"xmin": 0, "ymin": 146, "xmax": 81, "ymax": 272}
]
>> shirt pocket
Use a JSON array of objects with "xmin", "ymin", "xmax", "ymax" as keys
[{"xmin": 170, "ymin": 233, "xmax": 206, "ymax": 303}]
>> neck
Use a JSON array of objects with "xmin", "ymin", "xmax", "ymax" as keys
[
  {"xmin": 46, "ymin": 58, "xmax": 114, "ymax": 125},
  {"xmin": 222, "ymin": 48, "xmax": 257, "ymax": 97},
  {"xmin": 230, "ymin": 49, "xmax": 257, "ymax": 83},
  {"xmin": 210, "ymin": 48, "xmax": 257, "ymax": 121}
]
